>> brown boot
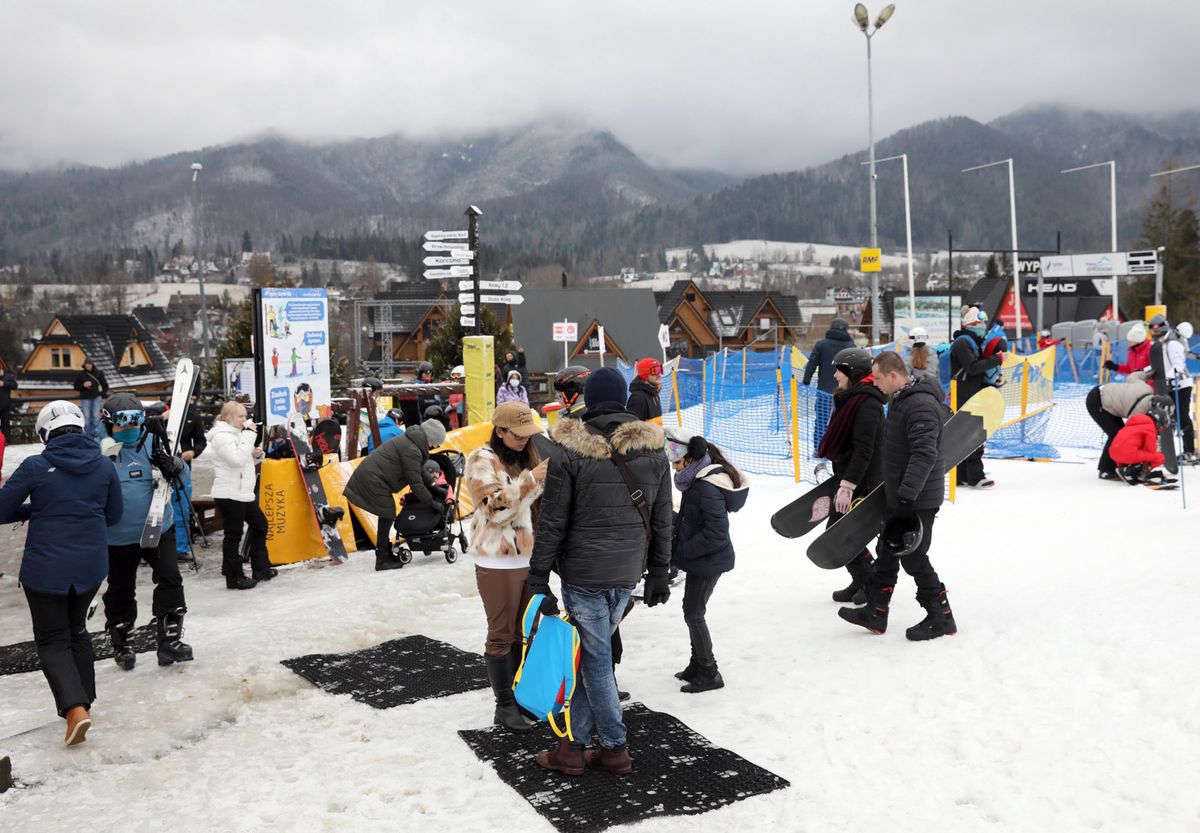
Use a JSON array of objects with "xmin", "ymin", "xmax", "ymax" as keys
[
  {"xmin": 534, "ymin": 739, "xmax": 585, "ymax": 776},
  {"xmin": 64, "ymin": 706, "xmax": 91, "ymax": 747},
  {"xmin": 584, "ymin": 744, "xmax": 632, "ymax": 775}
]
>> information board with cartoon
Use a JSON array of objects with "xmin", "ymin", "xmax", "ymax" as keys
[{"xmin": 258, "ymin": 287, "xmax": 333, "ymax": 427}]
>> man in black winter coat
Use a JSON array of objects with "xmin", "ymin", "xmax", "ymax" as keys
[
  {"xmin": 838, "ymin": 351, "xmax": 958, "ymax": 642},
  {"xmin": 949, "ymin": 307, "xmax": 1002, "ymax": 488},
  {"xmin": 626, "ymin": 358, "xmax": 663, "ymax": 422},
  {"xmin": 0, "ymin": 364, "xmax": 18, "ymax": 440},
  {"xmin": 528, "ymin": 366, "xmax": 672, "ymax": 777},
  {"xmin": 802, "ymin": 318, "xmax": 855, "ymax": 393},
  {"xmin": 73, "ymin": 360, "xmax": 109, "ymax": 439}
]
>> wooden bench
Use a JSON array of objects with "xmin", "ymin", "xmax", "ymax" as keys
[{"xmin": 190, "ymin": 496, "xmax": 224, "ymax": 536}]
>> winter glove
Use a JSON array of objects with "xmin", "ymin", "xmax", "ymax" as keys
[
  {"xmin": 430, "ymin": 485, "xmax": 448, "ymax": 504},
  {"xmin": 834, "ymin": 480, "xmax": 856, "ymax": 514},
  {"xmin": 888, "ymin": 499, "xmax": 917, "ymax": 527},
  {"xmin": 100, "ymin": 437, "xmax": 122, "ymax": 458},
  {"xmin": 1103, "ymin": 360, "xmax": 1119, "ymax": 371},
  {"xmin": 526, "ymin": 571, "xmax": 559, "ymax": 616},
  {"xmin": 643, "ymin": 573, "xmax": 672, "ymax": 608},
  {"xmin": 152, "ymin": 450, "xmax": 184, "ymax": 478}
]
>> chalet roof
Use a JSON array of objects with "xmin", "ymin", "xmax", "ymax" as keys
[
  {"xmin": 510, "ymin": 288, "xmax": 662, "ymax": 374},
  {"xmin": 654, "ymin": 280, "xmax": 800, "ymax": 335},
  {"xmin": 22, "ymin": 314, "xmax": 175, "ymax": 389}
]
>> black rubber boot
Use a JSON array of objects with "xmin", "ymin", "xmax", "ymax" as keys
[
  {"xmin": 486, "ymin": 655, "xmax": 533, "ymax": 733},
  {"xmin": 832, "ymin": 551, "xmax": 875, "ymax": 604},
  {"xmin": 838, "ymin": 584, "xmax": 894, "ymax": 634},
  {"xmin": 674, "ymin": 657, "xmax": 699, "ymax": 682},
  {"xmin": 108, "ymin": 621, "xmax": 137, "ymax": 671},
  {"xmin": 680, "ymin": 663, "xmax": 724, "ymax": 693},
  {"xmin": 156, "ymin": 608, "xmax": 194, "ymax": 666},
  {"xmin": 375, "ymin": 542, "xmax": 403, "ymax": 571},
  {"xmin": 906, "ymin": 584, "xmax": 958, "ymax": 641}
]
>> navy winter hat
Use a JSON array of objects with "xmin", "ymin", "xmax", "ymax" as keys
[{"xmin": 584, "ymin": 366, "xmax": 628, "ymax": 410}]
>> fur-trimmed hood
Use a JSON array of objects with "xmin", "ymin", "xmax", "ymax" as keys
[{"xmin": 551, "ymin": 413, "xmax": 665, "ymax": 460}]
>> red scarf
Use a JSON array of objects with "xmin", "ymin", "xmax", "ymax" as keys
[{"xmin": 816, "ymin": 375, "xmax": 877, "ymax": 460}]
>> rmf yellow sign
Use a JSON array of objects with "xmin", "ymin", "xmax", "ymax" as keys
[
  {"xmin": 1144, "ymin": 304, "xmax": 1167, "ymax": 323},
  {"xmin": 860, "ymin": 248, "xmax": 882, "ymax": 272}
]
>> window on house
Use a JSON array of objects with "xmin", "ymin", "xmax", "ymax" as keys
[
  {"xmin": 760, "ymin": 317, "xmax": 771, "ymax": 330},
  {"xmin": 685, "ymin": 292, "xmax": 696, "ymax": 302},
  {"xmin": 718, "ymin": 310, "xmax": 735, "ymax": 327},
  {"xmin": 51, "ymin": 347, "xmax": 72, "ymax": 368}
]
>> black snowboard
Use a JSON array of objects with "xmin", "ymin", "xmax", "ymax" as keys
[
  {"xmin": 1149, "ymin": 342, "xmax": 1179, "ymax": 474},
  {"xmin": 312, "ymin": 418, "xmax": 342, "ymax": 461},
  {"xmin": 770, "ymin": 476, "xmax": 839, "ymax": 539},
  {"xmin": 806, "ymin": 388, "xmax": 1004, "ymax": 570},
  {"xmin": 288, "ymin": 414, "xmax": 349, "ymax": 564}
]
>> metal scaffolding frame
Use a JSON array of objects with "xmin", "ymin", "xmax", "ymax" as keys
[{"xmin": 353, "ymin": 297, "xmax": 454, "ymax": 377}]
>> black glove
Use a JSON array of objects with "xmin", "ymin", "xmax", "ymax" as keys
[
  {"xmin": 430, "ymin": 485, "xmax": 448, "ymax": 504},
  {"xmin": 152, "ymin": 450, "xmax": 184, "ymax": 478},
  {"xmin": 526, "ymin": 571, "xmax": 559, "ymax": 615},
  {"xmin": 890, "ymin": 499, "xmax": 917, "ymax": 526},
  {"xmin": 1103, "ymin": 360, "xmax": 1119, "ymax": 371},
  {"xmin": 643, "ymin": 573, "xmax": 672, "ymax": 607}
]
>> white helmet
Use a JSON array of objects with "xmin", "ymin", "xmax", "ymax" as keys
[
  {"xmin": 451, "ymin": 365, "xmax": 465, "ymax": 379},
  {"xmin": 1177, "ymin": 322, "xmax": 1194, "ymax": 340},
  {"xmin": 1127, "ymin": 323, "xmax": 1147, "ymax": 345},
  {"xmin": 909, "ymin": 327, "xmax": 929, "ymax": 344},
  {"xmin": 36, "ymin": 400, "xmax": 86, "ymax": 443}
]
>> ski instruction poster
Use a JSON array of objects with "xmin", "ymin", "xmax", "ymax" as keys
[
  {"xmin": 223, "ymin": 358, "xmax": 256, "ymax": 400},
  {"xmin": 257, "ymin": 288, "xmax": 332, "ymax": 427}
]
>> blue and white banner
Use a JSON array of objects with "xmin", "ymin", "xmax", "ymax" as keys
[{"xmin": 258, "ymin": 288, "xmax": 332, "ymax": 427}]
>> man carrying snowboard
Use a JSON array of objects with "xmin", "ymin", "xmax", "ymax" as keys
[{"xmin": 839, "ymin": 351, "xmax": 957, "ymax": 641}]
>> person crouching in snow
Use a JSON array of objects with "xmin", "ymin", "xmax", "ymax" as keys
[
  {"xmin": 665, "ymin": 430, "xmax": 747, "ymax": 693},
  {"xmin": 1109, "ymin": 395, "xmax": 1174, "ymax": 485},
  {"xmin": 0, "ymin": 401, "xmax": 122, "ymax": 746},
  {"xmin": 496, "ymin": 369, "xmax": 529, "ymax": 407}
]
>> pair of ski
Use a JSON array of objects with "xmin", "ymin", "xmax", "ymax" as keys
[{"xmin": 772, "ymin": 387, "xmax": 1005, "ymax": 569}]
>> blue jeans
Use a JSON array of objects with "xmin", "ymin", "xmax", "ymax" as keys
[
  {"xmin": 561, "ymin": 583, "xmax": 632, "ymax": 749},
  {"xmin": 80, "ymin": 398, "xmax": 102, "ymax": 439}
]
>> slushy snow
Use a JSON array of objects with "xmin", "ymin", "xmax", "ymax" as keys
[{"xmin": 1, "ymin": 450, "xmax": 1198, "ymax": 832}]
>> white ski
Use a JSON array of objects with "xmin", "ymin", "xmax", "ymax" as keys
[{"xmin": 138, "ymin": 358, "xmax": 196, "ymax": 549}]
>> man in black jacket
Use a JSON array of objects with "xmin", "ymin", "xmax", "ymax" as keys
[
  {"xmin": 528, "ymin": 366, "xmax": 672, "ymax": 777},
  {"xmin": 0, "ymin": 363, "xmax": 18, "ymax": 440},
  {"xmin": 802, "ymin": 318, "xmax": 855, "ymax": 393},
  {"xmin": 949, "ymin": 307, "xmax": 1001, "ymax": 488},
  {"xmin": 73, "ymin": 359, "xmax": 109, "ymax": 439},
  {"xmin": 839, "ymin": 351, "xmax": 957, "ymax": 641},
  {"xmin": 626, "ymin": 358, "xmax": 663, "ymax": 422}
]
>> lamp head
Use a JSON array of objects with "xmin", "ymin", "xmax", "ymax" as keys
[
  {"xmin": 875, "ymin": 3, "xmax": 895, "ymax": 27},
  {"xmin": 853, "ymin": 3, "xmax": 870, "ymax": 30}
]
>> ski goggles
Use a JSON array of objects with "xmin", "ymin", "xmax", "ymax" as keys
[{"xmin": 108, "ymin": 409, "xmax": 145, "ymax": 428}]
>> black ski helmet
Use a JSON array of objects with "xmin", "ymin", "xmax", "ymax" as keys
[
  {"xmin": 833, "ymin": 348, "xmax": 873, "ymax": 382},
  {"xmin": 554, "ymin": 366, "xmax": 591, "ymax": 403},
  {"xmin": 416, "ymin": 361, "xmax": 434, "ymax": 380},
  {"xmin": 101, "ymin": 392, "xmax": 143, "ymax": 423},
  {"xmin": 831, "ymin": 318, "xmax": 850, "ymax": 332},
  {"xmin": 1148, "ymin": 395, "xmax": 1174, "ymax": 430},
  {"xmin": 1148, "ymin": 313, "xmax": 1170, "ymax": 338},
  {"xmin": 880, "ymin": 512, "xmax": 924, "ymax": 556},
  {"xmin": 386, "ymin": 407, "xmax": 405, "ymax": 425},
  {"xmin": 144, "ymin": 401, "xmax": 167, "ymax": 418},
  {"xmin": 422, "ymin": 404, "xmax": 445, "ymax": 423}
]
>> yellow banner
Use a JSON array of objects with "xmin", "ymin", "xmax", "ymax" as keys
[
  {"xmin": 463, "ymin": 335, "xmax": 495, "ymax": 426},
  {"xmin": 860, "ymin": 248, "xmax": 882, "ymax": 272},
  {"xmin": 259, "ymin": 459, "xmax": 326, "ymax": 564}
]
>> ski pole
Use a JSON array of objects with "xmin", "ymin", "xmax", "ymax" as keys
[{"xmin": 1174, "ymin": 382, "xmax": 1187, "ymax": 510}]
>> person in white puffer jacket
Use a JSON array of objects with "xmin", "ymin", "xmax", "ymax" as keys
[{"xmin": 206, "ymin": 401, "xmax": 274, "ymax": 589}]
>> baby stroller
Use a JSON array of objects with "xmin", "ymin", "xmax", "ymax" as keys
[{"xmin": 392, "ymin": 449, "xmax": 469, "ymax": 564}]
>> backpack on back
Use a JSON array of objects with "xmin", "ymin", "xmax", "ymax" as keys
[{"xmin": 512, "ymin": 594, "xmax": 581, "ymax": 741}]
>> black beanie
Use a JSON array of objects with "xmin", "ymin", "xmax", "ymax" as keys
[{"xmin": 584, "ymin": 366, "xmax": 628, "ymax": 411}]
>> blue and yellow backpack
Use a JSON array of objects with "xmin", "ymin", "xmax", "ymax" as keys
[{"xmin": 512, "ymin": 594, "xmax": 581, "ymax": 741}]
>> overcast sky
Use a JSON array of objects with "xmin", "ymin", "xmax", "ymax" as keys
[{"xmin": 2, "ymin": 0, "xmax": 1197, "ymax": 175}]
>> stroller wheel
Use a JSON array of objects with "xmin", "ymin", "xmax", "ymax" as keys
[
  {"xmin": 445, "ymin": 547, "xmax": 458, "ymax": 564},
  {"xmin": 397, "ymin": 548, "xmax": 413, "ymax": 565}
]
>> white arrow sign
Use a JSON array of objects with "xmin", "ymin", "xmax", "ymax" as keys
[
  {"xmin": 460, "ymin": 316, "xmax": 476, "ymax": 328},
  {"xmin": 458, "ymin": 279, "xmax": 522, "ymax": 292},
  {"xmin": 480, "ymin": 294, "xmax": 523, "ymax": 305},
  {"xmin": 424, "ymin": 255, "xmax": 474, "ymax": 267},
  {"xmin": 460, "ymin": 303, "xmax": 476, "ymax": 315},
  {"xmin": 424, "ymin": 266, "xmax": 474, "ymax": 280},
  {"xmin": 423, "ymin": 241, "xmax": 470, "ymax": 252},
  {"xmin": 426, "ymin": 230, "xmax": 469, "ymax": 241}
]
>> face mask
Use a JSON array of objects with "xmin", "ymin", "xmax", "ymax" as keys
[
  {"xmin": 967, "ymin": 324, "xmax": 986, "ymax": 337},
  {"xmin": 113, "ymin": 426, "xmax": 141, "ymax": 446},
  {"xmin": 509, "ymin": 380, "xmax": 520, "ymax": 388}
]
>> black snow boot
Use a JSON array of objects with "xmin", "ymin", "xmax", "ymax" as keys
[
  {"xmin": 674, "ymin": 656, "xmax": 699, "ymax": 682},
  {"xmin": 838, "ymin": 584, "xmax": 894, "ymax": 634},
  {"xmin": 375, "ymin": 543, "xmax": 403, "ymax": 571},
  {"xmin": 108, "ymin": 621, "xmax": 137, "ymax": 671},
  {"xmin": 486, "ymin": 655, "xmax": 533, "ymax": 733},
  {"xmin": 832, "ymin": 551, "xmax": 875, "ymax": 604},
  {"xmin": 156, "ymin": 608, "xmax": 195, "ymax": 666},
  {"xmin": 680, "ymin": 663, "xmax": 724, "ymax": 694},
  {"xmin": 906, "ymin": 584, "xmax": 958, "ymax": 641}
]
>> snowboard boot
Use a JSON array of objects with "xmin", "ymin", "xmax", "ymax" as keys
[
  {"xmin": 674, "ymin": 656, "xmax": 699, "ymax": 682},
  {"xmin": 680, "ymin": 663, "xmax": 724, "ymax": 694},
  {"xmin": 374, "ymin": 544, "xmax": 403, "ymax": 571},
  {"xmin": 485, "ymin": 655, "xmax": 534, "ymax": 734},
  {"xmin": 108, "ymin": 621, "xmax": 137, "ymax": 671},
  {"xmin": 252, "ymin": 567, "xmax": 278, "ymax": 581},
  {"xmin": 838, "ymin": 584, "xmax": 894, "ymax": 634},
  {"xmin": 584, "ymin": 744, "xmax": 633, "ymax": 775},
  {"xmin": 906, "ymin": 584, "xmax": 957, "ymax": 641},
  {"xmin": 156, "ymin": 608, "xmax": 195, "ymax": 666},
  {"xmin": 64, "ymin": 706, "xmax": 91, "ymax": 747},
  {"xmin": 832, "ymin": 551, "xmax": 875, "ymax": 604},
  {"xmin": 535, "ymin": 739, "xmax": 586, "ymax": 776},
  {"xmin": 226, "ymin": 574, "xmax": 257, "ymax": 590}
]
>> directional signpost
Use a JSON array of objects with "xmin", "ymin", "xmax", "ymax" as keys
[
  {"xmin": 423, "ymin": 240, "xmax": 469, "ymax": 252},
  {"xmin": 458, "ymin": 292, "xmax": 523, "ymax": 305},
  {"xmin": 423, "ymin": 266, "xmax": 473, "ymax": 280},
  {"xmin": 424, "ymin": 254, "xmax": 474, "ymax": 267},
  {"xmin": 459, "ymin": 279, "xmax": 522, "ymax": 292},
  {"xmin": 460, "ymin": 317, "xmax": 476, "ymax": 328},
  {"xmin": 426, "ymin": 230, "xmax": 469, "ymax": 241}
]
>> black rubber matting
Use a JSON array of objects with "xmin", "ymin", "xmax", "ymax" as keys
[
  {"xmin": 281, "ymin": 633, "xmax": 489, "ymax": 709},
  {"xmin": 459, "ymin": 702, "xmax": 789, "ymax": 833},
  {"xmin": 0, "ymin": 625, "xmax": 157, "ymax": 677}
]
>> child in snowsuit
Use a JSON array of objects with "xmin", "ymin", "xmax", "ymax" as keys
[
  {"xmin": 666, "ymin": 430, "xmax": 748, "ymax": 693},
  {"xmin": 1109, "ymin": 396, "xmax": 1174, "ymax": 483}
]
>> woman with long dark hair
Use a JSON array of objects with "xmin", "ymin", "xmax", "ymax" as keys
[{"xmin": 464, "ymin": 401, "xmax": 548, "ymax": 733}]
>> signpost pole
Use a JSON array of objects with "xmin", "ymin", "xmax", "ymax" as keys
[
  {"xmin": 1110, "ymin": 162, "xmax": 1120, "ymax": 322},
  {"xmin": 563, "ymin": 319, "xmax": 569, "ymax": 368},
  {"xmin": 466, "ymin": 206, "xmax": 482, "ymax": 336}
]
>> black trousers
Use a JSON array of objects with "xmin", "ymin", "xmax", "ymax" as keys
[
  {"xmin": 682, "ymin": 573, "xmax": 722, "ymax": 667},
  {"xmin": 25, "ymin": 585, "xmax": 98, "ymax": 716},
  {"xmin": 0, "ymin": 407, "xmax": 11, "ymax": 441},
  {"xmin": 957, "ymin": 445, "xmax": 986, "ymax": 485},
  {"xmin": 1176, "ymin": 386, "xmax": 1195, "ymax": 455},
  {"xmin": 104, "ymin": 528, "xmax": 185, "ymax": 628},
  {"xmin": 216, "ymin": 498, "xmax": 272, "ymax": 576},
  {"xmin": 873, "ymin": 508, "xmax": 942, "ymax": 592},
  {"xmin": 376, "ymin": 512, "xmax": 395, "ymax": 559},
  {"xmin": 1086, "ymin": 386, "xmax": 1124, "ymax": 475}
]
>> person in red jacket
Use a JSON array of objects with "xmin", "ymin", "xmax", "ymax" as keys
[
  {"xmin": 1104, "ymin": 323, "xmax": 1151, "ymax": 375},
  {"xmin": 1109, "ymin": 396, "xmax": 1173, "ymax": 483}
]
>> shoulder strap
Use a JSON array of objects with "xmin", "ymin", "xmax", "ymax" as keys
[
  {"xmin": 1126, "ymin": 392, "xmax": 1152, "ymax": 419},
  {"xmin": 585, "ymin": 424, "xmax": 651, "ymax": 536}
]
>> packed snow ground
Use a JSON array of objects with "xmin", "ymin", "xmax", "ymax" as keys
[{"xmin": 1, "ymin": 454, "xmax": 1198, "ymax": 832}]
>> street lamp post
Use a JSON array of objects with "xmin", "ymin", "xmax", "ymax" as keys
[
  {"xmin": 1061, "ymin": 161, "xmax": 1118, "ymax": 328},
  {"xmin": 853, "ymin": 2, "xmax": 896, "ymax": 344},
  {"xmin": 191, "ymin": 162, "xmax": 209, "ymax": 360},
  {"xmin": 962, "ymin": 158, "xmax": 1022, "ymax": 339},
  {"xmin": 864, "ymin": 153, "xmax": 916, "ymax": 338},
  {"xmin": 1150, "ymin": 163, "xmax": 1200, "ymax": 307}
]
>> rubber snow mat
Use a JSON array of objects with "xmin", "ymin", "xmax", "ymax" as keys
[
  {"xmin": 0, "ymin": 625, "xmax": 157, "ymax": 677},
  {"xmin": 281, "ymin": 634, "xmax": 488, "ymax": 709},
  {"xmin": 458, "ymin": 702, "xmax": 789, "ymax": 833}
]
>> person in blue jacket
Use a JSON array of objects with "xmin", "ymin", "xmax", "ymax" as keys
[
  {"xmin": 99, "ymin": 393, "xmax": 193, "ymax": 671},
  {"xmin": 802, "ymin": 318, "xmax": 856, "ymax": 393},
  {"xmin": 664, "ymin": 429, "xmax": 748, "ymax": 694},
  {"xmin": 0, "ymin": 401, "xmax": 122, "ymax": 746}
]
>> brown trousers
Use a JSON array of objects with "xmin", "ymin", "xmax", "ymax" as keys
[{"xmin": 475, "ymin": 564, "xmax": 529, "ymax": 658}]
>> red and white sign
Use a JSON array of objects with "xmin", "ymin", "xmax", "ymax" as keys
[
  {"xmin": 996, "ymin": 286, "xmax": 1032, "ymax": 332},
  {"xmin": 553, "ymin": 321, "xmax": 578, "ymax": 343}
]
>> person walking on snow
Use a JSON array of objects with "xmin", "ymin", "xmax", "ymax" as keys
[
  {"xmin": 0, "ymin": 401, "xmax": 122, "ymax": 747},
  {"xmin": 950, "ymin": 307, "xmax": 1003, "ymax": 488},
  {"xmin": 802, "ymin": 318, "xmax": 855, "ymax": 393},
  {"xmin": 496, "ymin": 370, "xmax": 529, "ymax": 407},
  {"xmin": 839, "ymin": 351, "xmax": 958, "ymax": 641},
  {"xmin": 816, "ymin": 347, "xmax": 887, "ymax": 606},
  {"xmin": 627, "ymin": 358, "xmax": 664, "ymax": 423},
  {"xmin": 665, "ymin": 430, "xmax": 747, "ymax": 693},
  {"xmin": 207, "ymin": 401, "xmax": 275, "ymax": 589}
]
